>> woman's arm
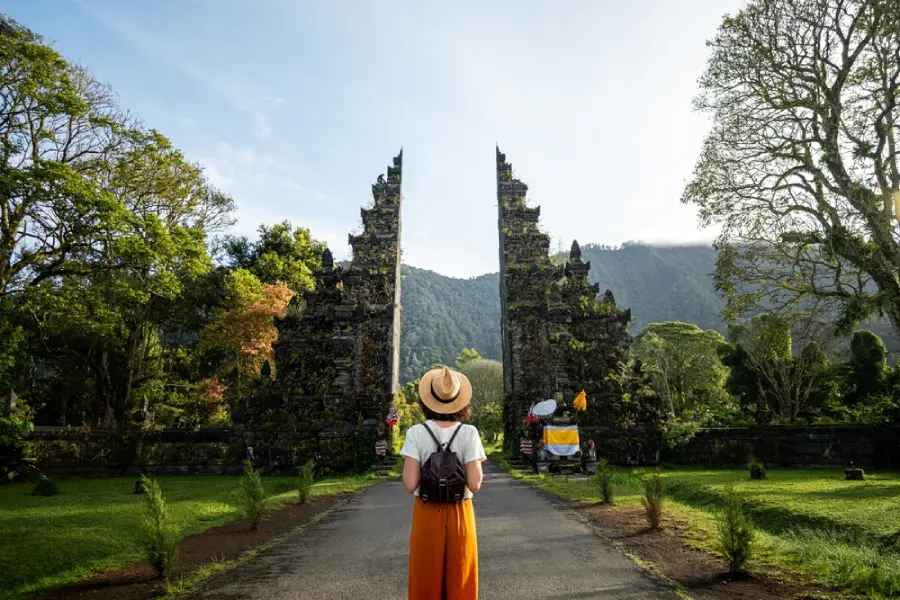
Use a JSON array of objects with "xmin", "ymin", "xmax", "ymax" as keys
[
  {"xmin": 465, "ymin": 460, "xmax": 484, "ymax": 494},
  {"xmin": 402, "ymin": 456, "xmax": 420, "ymax": 494}
]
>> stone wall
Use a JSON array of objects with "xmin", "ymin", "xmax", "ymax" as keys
[
  {"xmin": 30, "ymin": 424, "xmax": 900, "ymax": 476},
  {"xmin": 582, "ymin": 424, "xmax": 900, "ymax": 469},
  {"xmin": 28, "ymin": 428, "xmax": 246, "ymax": 477}
]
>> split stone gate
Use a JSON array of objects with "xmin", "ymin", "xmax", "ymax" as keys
[
  {"xmin": 230, "ymin": 147, "xmax": 657, "ymax": 472},
  {"xmin": 28, "ymin": 149, "xmax": 900, "ymax": 475},
  {"xmin": 29, "ymin": 147, "xmax": 661, "ymax": 475}
]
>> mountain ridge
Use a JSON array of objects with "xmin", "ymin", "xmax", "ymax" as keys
[{"xmin": 397, "ymin": 242, "xmax": 727, "ymax": 381}]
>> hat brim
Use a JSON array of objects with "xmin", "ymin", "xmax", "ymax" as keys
[{"xmin": 418, "ymin": 368, "xmax": 473, "ymax": 415}]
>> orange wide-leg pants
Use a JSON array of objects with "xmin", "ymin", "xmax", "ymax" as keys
[{"xmin": 408, "ymin": 497, "xmax": 478, "ymax": 600}]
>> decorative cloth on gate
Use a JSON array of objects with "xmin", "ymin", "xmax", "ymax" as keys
[
  {"xmin": 386, "ymin": 405, "xmax": 399, "ymax": 426},
  {"xmin": 374, "ymin": 440, "xmax": 388, "ymax": 456},
  {"xmin": 519, "ymin": 438, "xmax": 533, "ymax": 455},
  {"xmin": 542, "ymin": 425, "xmax": 580, "ymax": 456}
]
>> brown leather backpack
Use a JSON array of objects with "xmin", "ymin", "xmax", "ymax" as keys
[{"xmin": 419, "ymin": 423, "xmax": 467, "ymax": 504}]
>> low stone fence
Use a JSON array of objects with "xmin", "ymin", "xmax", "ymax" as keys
[
  {"xmin": 27, "ymin": 426, "xmax": 382, "ymax": 477},
  {"xmin": 28, "ymin": 428, "xmax": 239, "ymax": 477},
  {"xmin": 29, "ymin": 423, "xmax": 900, "ymax": 477},
  {"xmin": 582, "ymin": 424, "xmax": 900, "ymax": 469}
]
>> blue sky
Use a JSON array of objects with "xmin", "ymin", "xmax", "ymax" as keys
[{"xmin": 5, "ymin": 0, "xmax": 747, "ymax": 278}]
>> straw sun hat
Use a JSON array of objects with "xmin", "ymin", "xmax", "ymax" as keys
[{"xmin": 418, "ymin": 367, "xmax": 473, "ymax": 415}]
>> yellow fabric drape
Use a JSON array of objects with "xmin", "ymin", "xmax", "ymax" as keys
[{"xmin": 543, "ymin": 427, "xmax": 580, "ymax": 446}]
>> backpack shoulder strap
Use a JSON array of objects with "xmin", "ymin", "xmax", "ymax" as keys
[
  {"xmin": 446, "ymin": 423, "xmax": 464, "ymax": 452},
  {"xmin": 422, "ymin": 422, "xmax": 443, "ymax": 450}
]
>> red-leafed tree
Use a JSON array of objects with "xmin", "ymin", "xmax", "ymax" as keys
[{"xmin": 199, "ymin": 269, "xmax": 293, "ymax": 404}]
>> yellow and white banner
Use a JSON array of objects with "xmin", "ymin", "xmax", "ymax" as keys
[{"xmin": 542, "ymin": 425, "xmax": 580, "ymax": 456}]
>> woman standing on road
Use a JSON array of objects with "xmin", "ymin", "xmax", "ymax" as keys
[{"xmin": 400, "ymin": 366, "xmax": 487, "ymax": 600}]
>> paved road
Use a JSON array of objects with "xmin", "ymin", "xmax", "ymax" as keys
[{"xmin": 190, "ymin": 463, "xmax": 677, "ymax": 599}]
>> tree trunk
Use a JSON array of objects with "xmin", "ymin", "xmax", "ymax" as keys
[{"xmin": 886, "ymin": 303, "xmax": 900, "ymax": 346}]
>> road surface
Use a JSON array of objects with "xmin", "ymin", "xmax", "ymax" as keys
[{"xmin": 189, "ymin": 462, "xmax": 677, "ymax": 599}]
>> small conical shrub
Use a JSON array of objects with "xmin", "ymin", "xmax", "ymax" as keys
[
  {"xmin": 296, "ymin": 459, "xmax": 315, "ymax": 504},
  {"xmin": 716, "ymin": 485, "xmax": 756, "ymax": 573},
  {"xmin": 748, "ymin": 458, "xmax": 766, "ymax": 480},
  {"xmin": 594, "ymin": 458, "xmax": 614, "ymax": 504},
  {"xmin": 239, "ymin": 460, "xmax": 267, "ymax": 530},
  {"xmin": 32, "ymin": 475, "xmax": 58, "ymax": 496},
  {"xmin": 140, "ymin": 475, "xmax": 179, "ymax": 578},
  {"xmin": 641, "ymin": 472, "xmax": 665, "ymax": 530}
]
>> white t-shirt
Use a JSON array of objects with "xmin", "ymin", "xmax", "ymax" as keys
[{"xmin": 400, "ymin": 421, "xmax": 487, "ymax": 499}]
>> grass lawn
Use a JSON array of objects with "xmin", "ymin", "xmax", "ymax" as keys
[
  {"xmin": 498, "ymin": 458, "xmax": 900, "ymax": 599},
  {"xmin": 0, "ymin": 472, "xmax": 379, "ymax": 600}
]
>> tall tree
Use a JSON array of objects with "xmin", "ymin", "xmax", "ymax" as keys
[
  {"xmin": 224, "ymin": 221, "xmax": 323, "ymax": 295},
  {"xmin": 723, "ymin": 315, "xmax": 834, "ymax": 423},
  {"xmin": 683, "ymin": 0, "xmax": 900, "ymax": 337},
  {"xmin": 458, "ymin": 358, "xmax": 503, "ymax": 442},
  {"xmin": 845, "ymin": 328, "xmax": 889, "ymax": 403},
  {"xmin": 0, "ymin": 15, "xmax": 127, "ymax": 294},
  {"xmin": 25, "ymin": 131, "xmax": 233, "ymax": 425},
  {"xmin": 633, "ymin": 322, "xmax": 732, "ymax": 423},
  {"xmin": 198, "ymin": 269, "xmax": 293, "ymax": 405}
]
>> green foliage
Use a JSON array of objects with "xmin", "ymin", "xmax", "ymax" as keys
[
  {"xmin": 634, "ymin": 322, "xmax": 734, "ymax": 424},
  {"xmin": 455, "ymin": 348, "xmax": 481, "ymax": 367},
  {"xmin": 0, "ymin": 415, "xmax": 35, "ymax": 482},
  {"xmin": 682, "ymin": 0, "xmax": 900, "ymax": 341},
  {"xmin": 296, "ymin": 459, "xmax": 315, "ymax": 504},
  {"xmin": 722, "ymin": 315, "xmax": 835, "ymax": 424},
  {"xmin": 640, "ymin": 472, "xmax": 665, "ymax": 530},
  {"xmin": 238, "ymin": 460, "xmax": 266, "ymax": 530},
  {"xmin": 0, "ymin": 473, "xmax": 377, "ymax": 598},
  {"xmin": 661, "ymin": 418, "xmax": 702, "ymax": 449},
  {"xmin": 139, "ymin": 475, "xmax": 179, "ymax": 578},
  {"xmin": 396, "ymin": 382, "xmax": 425, "ymax": 435},
  {"xmin": 31, "ymin": 475, "xmax": 58, "ymax": 497},
  {"xmin": 716, "ymin": 485, "xmax": 755, "ymax": 573},
  {"xmin": 399, "ymin": 266, "xmax": 501, "ymax": 383},
  {"xmin": 223, "ymin": 221, "xmax": 324, "ymax": 295},
  {"xmin": 594, "ymin": 458, "xmax": 614, "ymax": 504},
  {"xmin": 457, "ymin": 359, "xmax": 503, "ymax": 442},
  {"xmin": 747, "ymin": 458, "xmax": 766, "ymax": 480},
  {"xmin": 506, "ymin": 463, "xmax": 900, "ymax": 599},
  {"xmin": 0, "ymin": 15, "xmax": 125, "ymax": 294}
]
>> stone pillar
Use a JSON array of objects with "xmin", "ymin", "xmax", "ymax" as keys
[{"xmin": 496, "ymin": 148, "xmax": 558, "ymax": 450}]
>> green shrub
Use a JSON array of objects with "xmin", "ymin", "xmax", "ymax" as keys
[
  {"xmin": 0, "ymin": 415, "xmax": 34, "ymax": 483},
  {"xmin": 716, "ymin": 485, "xmax": 756, "ymax": 573},
  {"xmin": 31, "ymin": 475, "xmax": 58, "ymax": 496},
  {"xmin": 140, "ymin": 475, "xmax": 179, "ymax": 578},
  {"xmin": 641, "ymin": 472, "xmax": 665, "ymax": 530},
  {"xmin": 239, "ymin": 460, "xmax": 266, "ymax": 530},
  {"xmin": 296, "ymin": 459, "xmax": 315, "ymax": 504},
  {"xmin": 594, "ymin": 458, "xmax": 614, "ymax": 504},
  {"xmin": 748, "ymin": 458, "xmax": 766, "ymax": 480}
]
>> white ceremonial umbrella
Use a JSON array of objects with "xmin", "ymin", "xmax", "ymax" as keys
[{"xmin": 531, "ymin": 399, "xmax": 558, "ymax": 417}]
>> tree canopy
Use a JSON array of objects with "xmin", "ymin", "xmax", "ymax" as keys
[
  {"xmin": 683, "ymin": 0, "xmax": 900, "ymax": 339},
  {"xmin": 633, "ymin": 322, "xmax": 733, "ymax": 424}
]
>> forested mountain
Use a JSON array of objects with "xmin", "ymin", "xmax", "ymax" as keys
[
  {"xmin": 397, "ymin": 243, "xmax": 900, "ymax": 382},
  {"xmin": 398, "ymin": 266, "xmax": 501, "ymax": 380},
  {"xmin": 398, "ymin": 243, "xmax": 727, "ymax": 382}
]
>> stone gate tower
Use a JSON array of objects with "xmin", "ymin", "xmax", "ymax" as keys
[
  {"xmin": 496, "ymin": 147, "xmax": 658, "ymax": 453},
  {"xmin": 236, "ymin": 151, "xmax": 403, "ymax": 472}
]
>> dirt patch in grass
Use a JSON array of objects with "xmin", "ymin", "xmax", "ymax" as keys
[
  {"xmin": 577, "ymin": 502, "xmax": 831, "ymax": 600},
  {"xmin": 29, "ymin": 495, "xmax": 348, "ymax": 600}
]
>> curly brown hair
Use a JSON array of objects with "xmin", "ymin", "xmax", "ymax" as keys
[{"xmin": 418, "ymin": 398, "xmax": 471, "ymax": 422}]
